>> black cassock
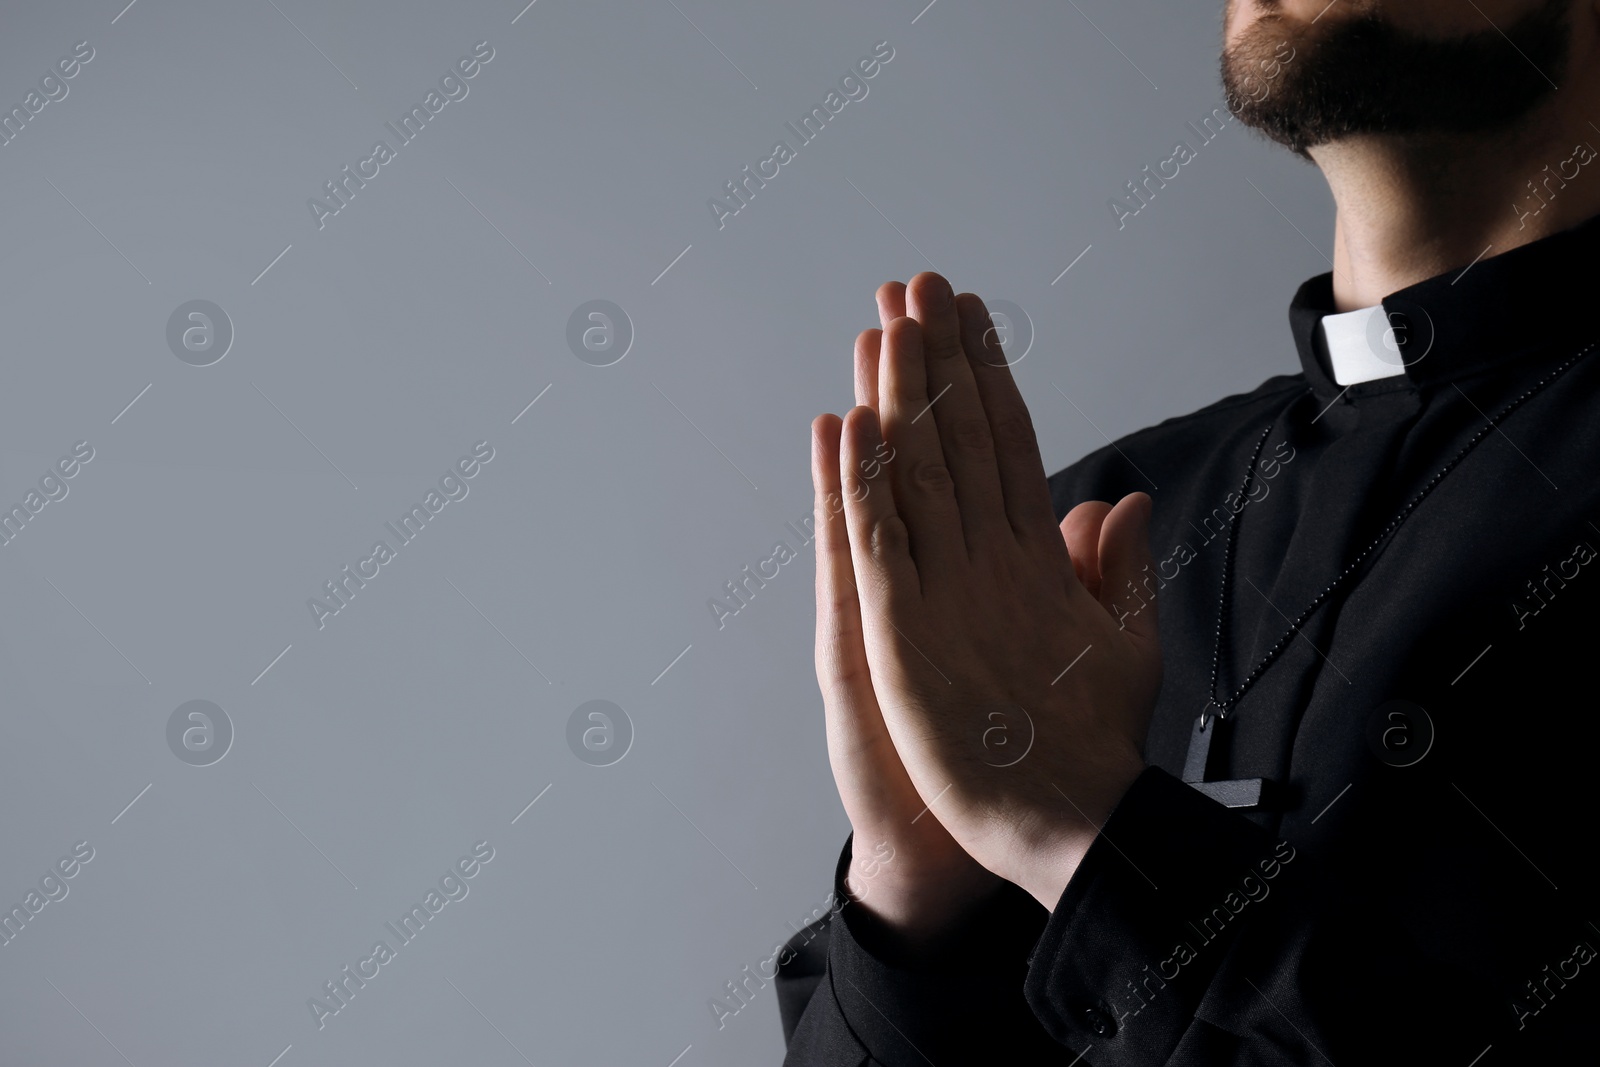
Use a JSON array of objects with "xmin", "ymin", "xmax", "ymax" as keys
[{"xmin": 776, "ymin": 213, "xmax": 1600, "ymax": 1065}]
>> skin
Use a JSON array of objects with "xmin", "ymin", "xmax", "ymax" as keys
[
  {"xmin": 815, "ymin": 0, "xmax": 1600, "ymax": 949},
  {"xmin": 1224, "ymin": 0, "xmax": 1600, "ymax": 309},
  {"xmin": 812, "ymin": 274, "xmax": 1159, "ymax": 933}
]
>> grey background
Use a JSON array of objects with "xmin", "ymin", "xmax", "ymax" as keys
[{"xmin": 0, "ymin": 0, "xmax": 1331, "ymax": 1064}]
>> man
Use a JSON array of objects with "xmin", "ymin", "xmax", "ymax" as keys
[{"xmin": 776, "ymin": 0, "xmax": 1600, "ymax": 1063}]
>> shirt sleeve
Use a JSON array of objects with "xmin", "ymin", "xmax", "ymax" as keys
[
  {"xmin": 777, "ymin": 832, "xmax": 1066, "ymax": 1066},
  {"xmin": 1020, "ymin": 766, "xmax": 1592, "ymax": 1065},
  {"xmin": 783, "ymin": 766, "xmax": 1597, "ymax": 1065}
]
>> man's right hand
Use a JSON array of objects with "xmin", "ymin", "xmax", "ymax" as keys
[{"xmin": 806, "ymin": 281, "xmax": 1009, "ymax": 953}]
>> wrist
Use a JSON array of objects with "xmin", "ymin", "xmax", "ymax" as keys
[
  {"xmin": 844, "ymin": 865, "xmax": 1006, "ymax": 957},
  {"xmin": 1011, "ymin": 755, "xmax": 1146, "ymax": 911},
  {"xmin": 1011, "ymin": 828, "xmax": 1096, "ymax": 911}
]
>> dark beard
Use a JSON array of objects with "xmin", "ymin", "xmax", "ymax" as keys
[{"xmin": 1222, "ymin": 0, "xmax": 1572, "ymax": 157}]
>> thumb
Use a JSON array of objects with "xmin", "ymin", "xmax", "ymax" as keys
[
  {"xmin": 1059, "ymin": 499, "xmax": 1113, "ymax": 600},
  {"xmin": 1096, "ymin": 492, "xmax": 1159, "ymax": 645}
]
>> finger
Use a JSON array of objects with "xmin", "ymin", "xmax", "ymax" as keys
[
  {"xmin": 812, "ymin": 414, "xmax": 874, "ymax": 703},
  {"xmin": 1097, "ymin": 492, "xmax": 1159, "ymax": 644},
  {"xmin": 854, "ymin": 329, "xmax": 881, "ymax": 410},
  {"xmin": 1061, "ymin": 499, "xmax": 1113, "ymax": 600},
  {"xmin": 955, "ymin": 293, "xmax": 1063, "ymax": 547},
  {"xmin": 905, "ymin": 272, "xmax": 1010, "ymax": 552},
  {"xmin": 839, "ymin": 404, "xmax": 924, "ymax": 613},
  {"xmin": 876, "ymin": 280, "xmax": 907, "ymax": 330},
  {"xmin": 812, "ymin": 415, "xmax": 929, "ymax": 821},
  {"xmin": 877, "ymin": 318, "xmax": 969, "ymax": 573}
]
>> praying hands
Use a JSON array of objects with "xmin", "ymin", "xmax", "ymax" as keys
[{"xmin": 810, "ymin": 272, "xmax": 1163, "ymax": 948}]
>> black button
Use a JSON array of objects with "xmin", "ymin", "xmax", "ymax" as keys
[{"xmin": 1080, "ymin": 1005, "xmax": 1117, "ymax": 1037}]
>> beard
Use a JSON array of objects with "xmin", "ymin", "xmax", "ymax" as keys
[{"xmin": 1222, "ymin": 0, "xmax": 1572, "ymax": 156}]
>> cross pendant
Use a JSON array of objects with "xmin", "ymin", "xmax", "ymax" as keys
[{"xmin": 1182, "ymin": 710, "xmax": 1272, "ymax": 809}]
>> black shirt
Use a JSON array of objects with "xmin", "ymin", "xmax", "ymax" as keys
[{"xmin": 776, "ymin": 212, "xmax": 1600, "ymax": 1065}]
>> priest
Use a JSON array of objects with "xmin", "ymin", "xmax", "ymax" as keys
[{"xmin": 778, "ymin": 0, "xmax": 1600, "ymax": 1062}]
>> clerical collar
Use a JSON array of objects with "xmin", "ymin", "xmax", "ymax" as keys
[
  {"xmin": 1316, "ymin": 305, "xmax": 1403, "ymax": 386},
  {"xmin": 1288, "ymin": 210, "xmax": 1600, "ymax": 396}
]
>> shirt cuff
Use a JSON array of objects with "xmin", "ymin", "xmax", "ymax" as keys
[
  {"xmin": 1023, "ymin": 766, "xmax": 1289, "ymax": 1063},
  {"xmin": 826, "ymin": 833, "xmax": 1063, "ymax": 1065}
]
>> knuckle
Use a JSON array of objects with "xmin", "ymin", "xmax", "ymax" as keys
[
  {"xmin": 844, "ymin": 467, "xmax": 876, "ymax": 498},
  {"xmin": 991, "ymin": 412, "xmax": 1037, "ymax": 451},
  {"xmin": 890, "ymin": 381, "xmax": 926, "ymax": 410},
  {"xmin": 818, "ymin": 657, "xmax": 868, "ymax": 696},
  {"xmin": 817, "ymin": 540, "xmax": 851, "ymax": 568},
  {"xmin": 925, "ymin": 332, "xmax": 964, "ymax": 362},
  {"xmin": 869, "ymin": 513, "xmax": 910, "ymax": 560},
  {"xmin": 951, "ymin": 417, "xmax": 995, "ymax": 455},
  {"xmin": 908, "ymin": 459, "xmax": 954, "ymax": 495},
  {"xmin": 817, "ymin": 638, "xmax": 865, "ymax": 683},
  {"xmin": 825, "ymin": 593, "xmax": 858, "ymax": 619}
]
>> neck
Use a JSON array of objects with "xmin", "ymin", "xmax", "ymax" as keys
[{"xmin": 1310, "ymin": 89, "xmax": 1600, "ymax": 311}]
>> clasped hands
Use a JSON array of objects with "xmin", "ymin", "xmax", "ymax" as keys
[{"xmin": 811, "ymin": 272, "xmax": 1161, "ymax": 949}]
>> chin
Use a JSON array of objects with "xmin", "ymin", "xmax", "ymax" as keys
[{"xmin": 1221, "ymin": 0, "xmax": 1569, "ymax": 158}]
